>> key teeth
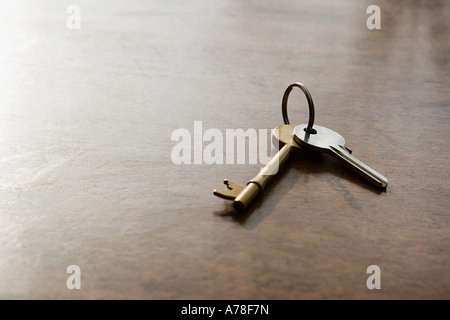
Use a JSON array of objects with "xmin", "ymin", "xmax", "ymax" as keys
[{"xmin": 339, "ymin": 144, "xmax": 352, "ymax": 154}]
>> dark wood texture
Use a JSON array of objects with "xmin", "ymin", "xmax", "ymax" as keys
[{"xmin": 0, "ymin": 0, "xmax": 448, "ymax": 299}]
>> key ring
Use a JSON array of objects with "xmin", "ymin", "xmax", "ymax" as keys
[{"xmin": 281, "ymin": 82, "xmax": 315, "ymax": 133}]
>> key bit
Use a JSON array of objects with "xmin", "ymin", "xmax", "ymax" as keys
[{"xmin": 213, "ymin": 179, "xmax": 244, "ymax": 200}]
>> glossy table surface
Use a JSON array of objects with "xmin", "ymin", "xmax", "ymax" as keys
[{"xmin": 0, "ymin": 0, "xmax": 449, "ymax": 299}]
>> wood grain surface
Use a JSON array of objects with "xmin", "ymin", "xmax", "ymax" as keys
[{"xmin": 0, "ymin": 0, "xmax": 448, "ymax": 299}]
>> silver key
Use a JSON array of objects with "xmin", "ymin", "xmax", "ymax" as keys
[
  {"xmin": 293, "ymin": 124, "xmax": 388, "ymax": 188},
  {"xmin": 282, "ymin": 82, "xmax": 388, "ymax": 188}
]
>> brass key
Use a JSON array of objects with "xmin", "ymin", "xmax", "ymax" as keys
[
  {"xmin": 213, "ymin": 125, "xmax": 301, "ymax": 212},
  {"xmin": 214, "ymin": 83, "xmax": 315, "ymax": 212}
]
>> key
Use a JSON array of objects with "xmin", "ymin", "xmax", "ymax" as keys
[
  {"xmin": 214, "ymin": 125, "xmax": 300, "ymax": 212},
  {"xmin": 280, "ymin": 82, "xmax": 388, "ymax": 188},
  {"xmin": 292, "ymin": 124, "xmax": 388, "ymax": 188},
  {"xmin": 214, "ymin": 82, "xmax": 316, "ymax": 212}
]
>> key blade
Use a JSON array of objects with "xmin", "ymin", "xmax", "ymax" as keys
[
  {"xmin": 329, "ymin": 145, "xmax": 388, "ymax": 188},
  {"xmin": 213, "ymin": 179, "xmax": 244, "ymax": 200}
]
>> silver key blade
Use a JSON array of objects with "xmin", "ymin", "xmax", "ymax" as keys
[
  {"xmin": 293, "ymin": 124, "xmax": 388, "ymax": 189},
  {"xmin": 329, "ymin": 145, "xmax": 388, "ymax": 188}
]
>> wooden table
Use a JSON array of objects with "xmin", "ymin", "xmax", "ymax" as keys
[{"xmin": 0, "ymin": 0, "xmax": 448, "ymax": 299}]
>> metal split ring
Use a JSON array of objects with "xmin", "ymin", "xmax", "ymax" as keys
[{"xmin": 281, "ymin": 82, "xmax": 315, "ymax": 133}]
